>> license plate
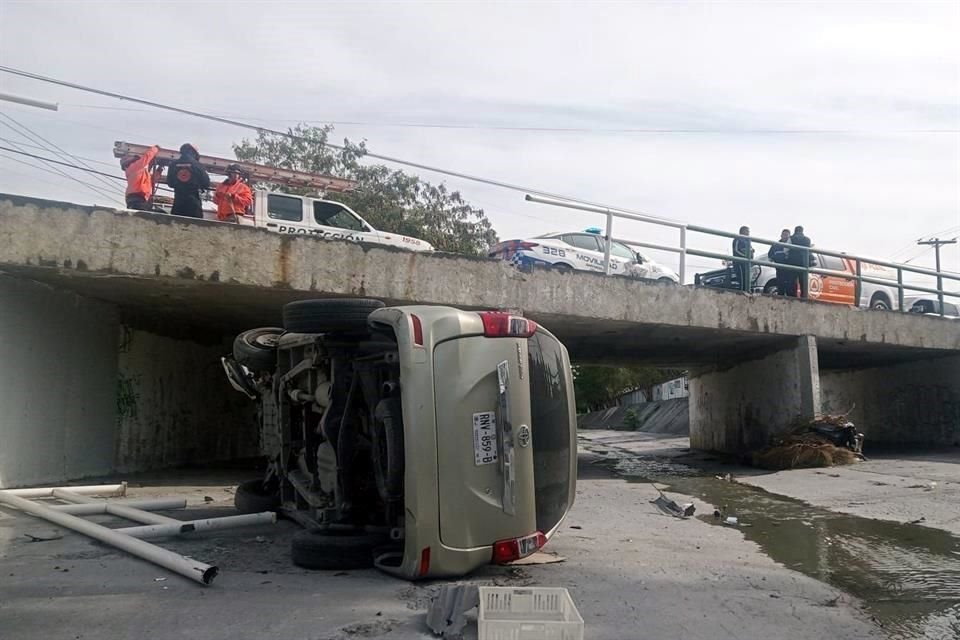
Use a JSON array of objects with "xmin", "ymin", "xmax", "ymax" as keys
[{"xmin": 473, "ymin": 411, "xmax": 498, "ymax": 466}]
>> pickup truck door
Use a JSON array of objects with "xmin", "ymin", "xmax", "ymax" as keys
[
  {"xmin": 311, "ymin": 200, "xmax": 380, "ymax": 244},
  {"xmin": 261, "ymin": 192, "xmax": 311, "ymax": 235},
  {"xmin": 812, "ymin": 253, "xmax": 856, "ymax": 305}
]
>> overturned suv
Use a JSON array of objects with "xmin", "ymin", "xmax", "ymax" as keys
[{"xmin": 221, "ymin": 298, "xmax": 577, "ymax": 579}]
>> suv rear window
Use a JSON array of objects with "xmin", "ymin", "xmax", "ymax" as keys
[{"xmin": 528, "ymin": 330, "xmax": 572, "ymax": 534}]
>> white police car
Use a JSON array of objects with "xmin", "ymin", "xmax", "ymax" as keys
[{"xmin": 489, "ymin": 228, "xmax": 680, "ymax": 282}]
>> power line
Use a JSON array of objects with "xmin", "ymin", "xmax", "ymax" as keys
[
  {"xmin": 0, "ymin": 145, "xmax": 128, "ymax": 182},
  {"xmin": 0, "ymin": 65, "xmax": 684, "ymax": 225},
  {"xmin": 0, "ymin": 129, "xmax": 119, "ymax": 203},
  {"xmin": 0, "ymin": 135, "xmax": 115, "ymax": 167},
  {"xmin": 61, "ymin": 102, "xmax": 960, "ymax": 135},
  {"xmin": 0, "ymin": 111, "xmax": 120, "ymax": 193}
]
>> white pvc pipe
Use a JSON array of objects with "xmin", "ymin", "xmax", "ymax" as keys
[
  {"xmin": 51, "ymin": 498, "xmax": 187, "ymax": 515},
  {"xmin": 0, "ymin": 490, "xmax": 217, "ymax": 585},
  {"xmin": 52, "ymin": 490, "xmax": 178, "ymax": 525},
  {"xmin": 4, "ymin": 483, "xmax": 126, "ymax": 498},
  {"xmin": 117, "ymin": 512, "xmax": 277, "ymax": 539}
]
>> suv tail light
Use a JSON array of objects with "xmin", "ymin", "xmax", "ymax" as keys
[
  {"xmin": 492, "ymin": 531, "xmax": 547, "ymax": 564},
  {"xmin": 479, "ymin": 312, "xmax": 538, "ymax": 338}
]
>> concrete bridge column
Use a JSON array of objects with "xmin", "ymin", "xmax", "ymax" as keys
[
  {"xmin": 689, "ymin": 336, "xmax": 820, "ymax": 453},
  {"xmin": 821, "ymin": 356, "xmax": 960, "ymax": 448}
]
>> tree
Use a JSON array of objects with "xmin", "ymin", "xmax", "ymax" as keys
[
  {"xmin": 573, "ymin": 365, "xmax": 683, "ymax": 413},
  {"xmin": 233, "ymin": 124, "xmax": 497, "ymax": 254}
]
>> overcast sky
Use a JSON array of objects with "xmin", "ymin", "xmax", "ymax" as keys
[{"xmin": 0, "ymin": 1, "xmax": 957, "ymax": 282}]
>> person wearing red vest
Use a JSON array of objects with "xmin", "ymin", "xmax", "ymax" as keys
[
  {"xmin": 213, "ymin": 164, "xmax": 254, "ymax": 222},
  {"xmin": 120, "ymin": 145, "xmax": 160, "ymax": 211}
]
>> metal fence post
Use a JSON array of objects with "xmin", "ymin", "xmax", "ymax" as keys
[
  {"xmin": 603, "ymin": 212, "xmax": 613, "ymax": 275},
  {"xmin": 855, "ymin": 260, "xmax": 862, "ymax": 307},
  {"xmin": 679, "ymin": 226, "xmax": 687, "ymax": 285},
  {"xmin": 897, "ymin": 268, "xmax": 904, "ymax": 312}
]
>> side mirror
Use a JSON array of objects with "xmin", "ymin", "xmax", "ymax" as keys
[{"xmin": 635, "ymin": 253, "xmax": 644, "ymax": 264}]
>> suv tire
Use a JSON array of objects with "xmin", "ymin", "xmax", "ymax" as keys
[
  {"xmin": 233, "ymin": 328, "xmax": 284, "ymax": 371},
  {"xmin": 283, "ymin": 298, "xmax": 385, "ymax": 334},
  {"xmin": 234, "ymin": 478, "xmax": 280, "ymax": 514},
  {"xmin": 291, "ymin": 526, "xmax": 387, "ymax": 570},
  {"xmin": 870, "ymin": 294, "xmax": 891, "ymax": 311}
]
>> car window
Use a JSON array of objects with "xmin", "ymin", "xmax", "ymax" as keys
[
  {"xmin": 820, "ymin": 254, "xmax": 845, "ymax": 272},
  {"xmin": 946, "ymin": 303, "xmax": 959, "ymax": 316},
  {"xmin": 528, "ymin": 330, "xmax": 572, "ymax": 534},
  {"xmin": 314, "ymin": 201, "xmax": 366, "ymax": 231},
  {"xmin": 560, "ymin": 234, "xmax": 601, "ymax": 251},
  {"xmin": 267, "ymin": 194, "xmax": 303, "ymax": 222},
  {"xmin": 609, "ymin": 242, "xmax": 636, "ymax": 260}
]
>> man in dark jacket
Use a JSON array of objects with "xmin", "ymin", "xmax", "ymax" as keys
[
  {"xmin": 732, "ymin": 226, "xmax": 754, "ymax": 292},
  {"xmin": 165, "ymin": 143, "xmax": 210, "ymax": 218},
  {"xmin": 768, "ymin": 228, "xmax": 791, "ymax": 295},
  {"xmin": 788, "ymin": 225, "xmax": 812, "ymax": 298}
]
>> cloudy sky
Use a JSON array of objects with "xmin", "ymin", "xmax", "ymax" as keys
[{"xmin": 0, "ymin": 1, "xmax": 957, "ymax": 283}]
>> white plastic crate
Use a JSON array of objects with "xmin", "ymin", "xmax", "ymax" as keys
[{"xmin": 478, "ymin": 586, "xmax": 584, "ymax": 640}]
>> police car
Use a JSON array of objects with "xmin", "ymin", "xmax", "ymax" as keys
[{"xmin": 489, "ymin": 228, "xmax": 680, "ymax": 282}]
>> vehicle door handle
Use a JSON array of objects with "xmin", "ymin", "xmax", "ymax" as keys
[{"xmin": 266, "ymin": 223, "xmax": 277, "ymax": 228}]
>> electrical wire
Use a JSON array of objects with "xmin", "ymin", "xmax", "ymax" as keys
[
  {"xmin": 0, "ymin": 131, "xmax": 120, "ymax": 203},
  {"xmin": 61, "ymin": 103, "xmax": 960, "ymax": 135},
  {"xmin": 0, "ymin": 111, "xmax": 120, "ymax": 193},
  {"xmin": 0, "ymin": 135, "xmax": 115, "ymax": 167},
  {"xmin": 0, "ymin": 65, "xmax": 684, "ymax": 225}
]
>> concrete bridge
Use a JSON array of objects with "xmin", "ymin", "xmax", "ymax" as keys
[{"xmin": 1, "ymin": 194, "xmax": 957, "ymax": 486}]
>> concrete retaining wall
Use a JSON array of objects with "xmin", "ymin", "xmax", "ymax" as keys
[
  {"xmin": 114, "ymin": 328, "xmax": 259, "ymax": 473},
  {"xmin": 0, "ymin": 277, "xmax": 119, "ymax": 487},
  {"xmin": 689, "ymin": 336, "xmax": 821, "ymax": 452},
  {"xmin": 578, "ymin": 398, "xmax": 689, "ymax": 435},
  {"xmin": 821, "ymin": 356, "xmax": 960, "ymax": 447}
]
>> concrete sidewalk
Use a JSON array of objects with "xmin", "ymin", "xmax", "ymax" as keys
[{"xmin": 0, "ymin": 458, "xmax": 880, "ymax": 640}]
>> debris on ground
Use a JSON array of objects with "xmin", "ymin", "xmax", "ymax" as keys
[
  {"xmin": 651, "ymin": 489, "xmax": 696, "ymax": 518},
  {"xmin": 723, "ymin": 516, "xmax": 739, "ymax": 526},
  {"xmin": 752, "ymin": 413, "xmax": 865, "ymax": 470},
  {"xmin": 23, "ymin": 529, "xmax": 63, "ymax": 542},
  {"xmin": 426, "ymin": 584, "xmax": 479, "ymax": 639},
  {"xmin": 509, "ymin": 551, "xmax": 566, "ymax": 566}
]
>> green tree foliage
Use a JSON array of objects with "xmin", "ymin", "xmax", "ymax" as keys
[
  {"xmin": 573, "ymin": 365, "xmax": 683, "ymax": 413},
  {"xmin": 233, "ymin": 124, "xmax": 497, "ymax": 254}
]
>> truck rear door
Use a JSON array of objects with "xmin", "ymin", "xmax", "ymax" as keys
[{"xmin": 262, "ymin": 193, "xmax": 310, "ymax": 235}]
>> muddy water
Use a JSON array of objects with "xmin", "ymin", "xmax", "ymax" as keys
[{"xmin": 608, "ymin": 453, "xmax": 960, "ymax": 640}]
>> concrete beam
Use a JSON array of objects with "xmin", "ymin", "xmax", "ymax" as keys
[
  {"xmin": 1, "ymin": 195, "xmax": 958, "ymax": 369},
  {"xmin": 689, "ymin": 336, "xmax": 821, "ymax": 453}
]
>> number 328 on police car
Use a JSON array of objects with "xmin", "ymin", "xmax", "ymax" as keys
[{"xmin": 472, "ymin": 411, "xmax": 498, "ymax": 466}]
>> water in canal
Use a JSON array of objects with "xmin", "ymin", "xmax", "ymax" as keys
[{"xmin": 603, "ymin": 449, "xmax": 960, "ymax": 639}]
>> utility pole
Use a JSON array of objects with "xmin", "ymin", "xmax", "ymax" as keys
[{"xmin": 917, "ymin": 237, "xmax": 957, "ymax": 314}]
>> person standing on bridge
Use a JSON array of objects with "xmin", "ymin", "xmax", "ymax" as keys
[
  {"xmin": 165, "ymin": 143, "xmax": 210, "ymax": 218},
  {"xmin": 732, "ymin": 226, "xmax": 754, "ymax": 292},
  {"xmin": 768, "ymin": 229, "xmax": 791, "ymax": 295},
  {"xmin": 120, "ymin": 144, "xmax": 161, "ymax": 211},
  {"xmin": 788, "ymin": 225, "xmax": 812, "ymax": 298},
  {"xmin": 213, "ymin": 164, "xmax": 253, "ymax": 223}
]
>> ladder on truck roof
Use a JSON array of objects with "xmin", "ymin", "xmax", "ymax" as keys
[{"xmin": 113, "ymin": 141, "xmax": 357, "ymax": 193}]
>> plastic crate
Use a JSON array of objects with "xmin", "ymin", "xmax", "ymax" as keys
[{"xmin": 478, "ymin": 586, "xmax": 584, "ymax": 640}]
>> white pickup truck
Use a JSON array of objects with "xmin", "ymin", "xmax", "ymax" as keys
[{"xmin": 230, "ymin": 191, "xmax": 434, "ymax": 253}]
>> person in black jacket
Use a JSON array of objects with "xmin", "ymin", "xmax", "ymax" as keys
[
  {"xmin": 165, "ymin": 143, "xmax": 210, "ymax": 218},
  {"xmin": 788, "ymin": 225, "xmax": 812, "ymax": 298},
  {"xmin": 732, "ymin": 226, "xmax": 754, "ymax": 292},
  {"xmin": 768, "ymin": 228, "xmax": 791, "ymax": 295}
]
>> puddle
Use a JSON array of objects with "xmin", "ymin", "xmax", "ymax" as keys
[{"xmin": 610, "ymin": 452, "xmax": 960, "ymax": 639}]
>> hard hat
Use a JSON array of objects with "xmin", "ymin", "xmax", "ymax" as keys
[
  {"xmin": 179, "ymin": 143, "xmax": 199, "ymax": 157},
  {"xmin": 226, "ymin": 163, "xmax": 242, "ymax": 173}
]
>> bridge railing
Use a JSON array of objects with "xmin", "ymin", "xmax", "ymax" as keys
[{"xmin": 524, "ymin": 194, "xmax": 960, "ymax": 317}]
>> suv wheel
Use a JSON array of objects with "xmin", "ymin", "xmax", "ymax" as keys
[
  {"xmin": 233, "ymin": 328, "xmax": 283, "ymax": 372},
  {"xmin": 291, "ymin": 526, "xmax": 388, "ymax": 570},
  {"xmin": 870, "ymin": 294, "xmax": 891, "ymax": 311},
  {"xmin": 283, "ymin": 298, "xmax": 385, "ymax": 334}
]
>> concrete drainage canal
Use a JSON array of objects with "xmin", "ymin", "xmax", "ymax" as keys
[{"xmin": 589, "ymin": 443, "xmax": 960, "ymax": 640}]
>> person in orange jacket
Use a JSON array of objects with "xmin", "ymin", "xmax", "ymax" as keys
[
  {"xmin": 120, "ymin": 145, "xmax": 160, "ymax": 211},
  {"xmin": 213, "ymin": 163, "xmax": 253, "ymax": 222}
]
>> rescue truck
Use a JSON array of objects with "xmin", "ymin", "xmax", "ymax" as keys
[{"xmin": 113, "ymin": 142, "xmax": 433, "ymax": 253}]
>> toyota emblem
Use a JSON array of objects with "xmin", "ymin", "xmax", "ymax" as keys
[{"xmin": 517, "ymin": 424, "xmax": 531, "ymax": 448}]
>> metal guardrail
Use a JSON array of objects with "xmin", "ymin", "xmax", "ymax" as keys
[{"xmin": 525, "ymin": 194, "xmax": 960, "ymax": 317}]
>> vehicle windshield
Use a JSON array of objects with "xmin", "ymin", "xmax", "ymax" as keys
[{"xmin": 527, "ymin": 330, "xmax": 572, "ymax": 534}]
